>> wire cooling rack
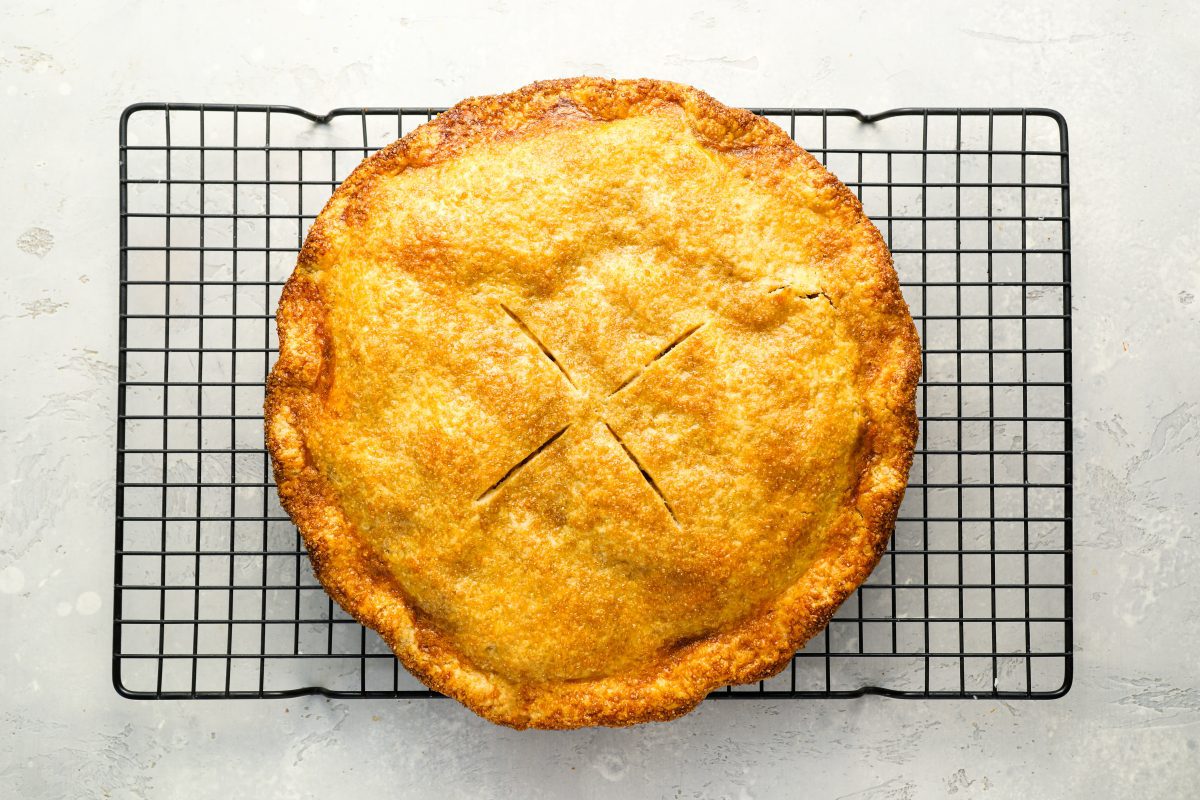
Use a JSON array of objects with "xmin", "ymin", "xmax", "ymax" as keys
[{"xmin": 115, "ymin": 104, "xmax": 1073, "ymax": 701}]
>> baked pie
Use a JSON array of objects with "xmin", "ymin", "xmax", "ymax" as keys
[{"xmin": 266, "ymin": 77, "xmax": 920, "ymax": 729}]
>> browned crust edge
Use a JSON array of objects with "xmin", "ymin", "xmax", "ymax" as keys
[{"xmin": 265, "ymin": 77, "xmax": 921, "ymax": 729}]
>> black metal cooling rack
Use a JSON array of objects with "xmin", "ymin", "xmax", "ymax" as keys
[{"xmin": 114, "ymin": 104, "xmax": 1073, "ymax": 701}]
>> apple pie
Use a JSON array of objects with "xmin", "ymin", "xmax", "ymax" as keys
[{"xmin": 266, "ymin": 77, "xmax": 921, "ymax": 729}]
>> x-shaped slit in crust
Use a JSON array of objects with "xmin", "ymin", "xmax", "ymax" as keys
[
  {"xmin": 479, "ymin": 282, "xmax": 828, "ymax": 513},
  {"xmin": 478, "ymin": 305, "xmax": 694, "ymax": 524}
]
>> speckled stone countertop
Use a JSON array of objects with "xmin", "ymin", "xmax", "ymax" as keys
[{"xmin": 2, "ymin": 1, "xmax": 1198, "ymax": 797}]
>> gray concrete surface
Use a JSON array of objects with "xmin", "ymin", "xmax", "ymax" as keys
[{"xmin": 2, "ymin": 1, "xmax": 1198, "ymax": 797}]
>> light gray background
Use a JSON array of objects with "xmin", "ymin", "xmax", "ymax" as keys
[{"xmin": 2, "ymin": 1, "xmax": 1197, "ymax": 797}]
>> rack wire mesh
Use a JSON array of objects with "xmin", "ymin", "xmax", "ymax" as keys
[{"xmin": 115, "ymin": 104, "xmax": 1073, "ymax": 700}]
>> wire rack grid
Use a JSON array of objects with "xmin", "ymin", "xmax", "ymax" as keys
[{"xmin": 115, "ymin": 103, "xmax": 1073, "ymax": 701}]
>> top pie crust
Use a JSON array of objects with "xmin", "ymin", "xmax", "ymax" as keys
[{"xmin": 265, "ymin": 77, "xmax": 921, "ymax": 729}]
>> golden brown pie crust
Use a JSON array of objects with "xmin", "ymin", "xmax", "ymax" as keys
[{"xmin": 265, "ymin": 77, "xmax": 921, "ymax": 729}]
